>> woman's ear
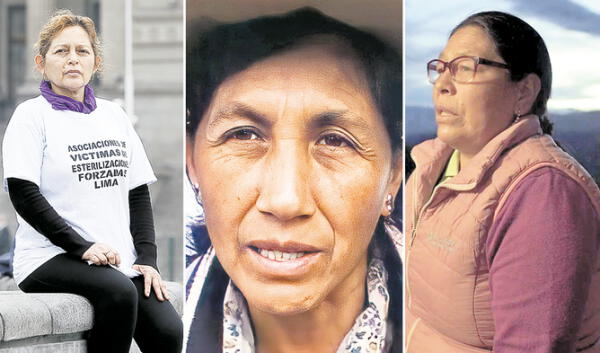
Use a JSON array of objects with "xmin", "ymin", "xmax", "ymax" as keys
[
  {"xmin": 34, "ymin": 55, "xmax": 45, "ymax": 74},
  {"xmin": 516, "ymin": 73, "xmax": 541, "ymax": 115},
  {"xmin": 94, "ymin": 56, "xmax": 102, "ymax": 73},
  {"xmin": 382, "ymin": 151, "xmax": 403, "ymax": 217}
]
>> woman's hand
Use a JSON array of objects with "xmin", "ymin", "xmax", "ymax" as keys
[
  {"xmin": 82, "ymin": 243, "xmax": 121, "ymax": 266},
  {"xmin": 132, "ymin": 264, "xmax": 170, "ymax": 301}
]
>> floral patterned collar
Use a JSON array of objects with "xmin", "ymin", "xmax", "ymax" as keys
[{"xmin": 222, "ymin": 258, "xmax": 391, "ymax": 353}]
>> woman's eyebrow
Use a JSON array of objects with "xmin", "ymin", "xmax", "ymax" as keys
[
  {"xmin": 209, "ymin": 102, "xmax": 272, "ymax": 129},
  {"xmin": 310, "ymin": 110, "xmax": 371, "ymax": 132},
  {"xmin": 208, "ymin": 104, "xmax": 371, "ymax": 132},
  {"xmin": 440, "ymin": 51, "xmax": 474, "ymax": 60},
  {"xmin": 50, "ymin": 42, "xmax": 91, "ymax": 49}
]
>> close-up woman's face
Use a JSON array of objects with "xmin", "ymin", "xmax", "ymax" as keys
[
  {"xmin": 433, "ymin": 25, "xmax": 519, "ymax": 155},
  {"xmin": 188, "ymin": 40, "xmax": 399, "ymax": 315},
  {"xmin": 37, "ymin": 25, "xmax": 97, "ymax": 98}
]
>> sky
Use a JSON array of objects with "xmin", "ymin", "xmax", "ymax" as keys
[{"xmin": 406, "ymin": 0, "xmax": 600, "ymax": 111}]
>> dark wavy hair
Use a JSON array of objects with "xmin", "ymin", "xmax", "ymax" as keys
[{"xmin": 452, "ymin": 11, "xmax": 553, "ymax": 135}]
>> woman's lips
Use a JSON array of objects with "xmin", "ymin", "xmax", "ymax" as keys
[
  {"xmin": 244, "ymin": 240, "xmax": 323, "ymax": 278},
  {"xmin": 436, "ymin": 107, "xmax": 459, "ymax": 123},
  {"xmin": 65, "ymin": 70, "xmax": 82, "ymax": 76},
  {"xmin": 248, "ymin": 239, "xmax": 321, "ymax": 253},
  {"xmin": 256, "ymin": 248, "xmax": 306, "ymax": 261}
]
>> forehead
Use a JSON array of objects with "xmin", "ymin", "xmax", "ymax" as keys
[
  {"xmin": 209, "ymin": 40, "xmax": 376, "ymax": 117},
  {"xmin": 441, "ymin": 25, "xmax": 500, "ymax": 61},
  {"xmin": 50, "ymin": 25, "xmax": 91, "ymax": 46},
  {"xmin": 232, "ymin": 40, "xmax": 366, "ymax": 91}
]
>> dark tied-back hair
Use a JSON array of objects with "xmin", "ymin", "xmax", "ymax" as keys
[
  {"xmin": 452, "ymin": 11, "xmax": 554, "ymax": 135},
  {"xmin": 186, "ymin": 7, "xmax": 402, "ymax": 153}
]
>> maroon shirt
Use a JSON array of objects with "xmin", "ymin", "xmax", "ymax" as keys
[{"xmin": 486, "ymin": 166, "xmax": 600, "ymax": 352}]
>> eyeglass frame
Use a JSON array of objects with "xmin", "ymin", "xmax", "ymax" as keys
[{"xmin": 426, "ymin": 56, "xmax": 510, "ymax": 84}]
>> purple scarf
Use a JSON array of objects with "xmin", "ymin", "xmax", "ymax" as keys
[{"xmin": 39, "ymin": 80, "xmax": 97, "ymax": 114}]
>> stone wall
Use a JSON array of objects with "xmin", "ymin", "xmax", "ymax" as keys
[{"xmin": 0, "ymin": 278, "xmax": 182, "ymax": 353}]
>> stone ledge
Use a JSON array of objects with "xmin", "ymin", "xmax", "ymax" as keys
[
  {"xmin": 0, "ymin": 281, "xmax": 182, "ymax": 353},
  {"xmin": 0, "ymin": 333, "xmax": 86, "ymax": 353},
  {"xmin": 0, "ymin": 292, "xmax": 93, "ymax": 342},
  {"xmin": 0, "ymin": 277, "xmax": 18, "ymax": 292}
]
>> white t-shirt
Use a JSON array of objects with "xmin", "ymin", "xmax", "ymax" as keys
[{"xmin": 2, "ymin": 96, "xmax": 156, "ymax": 284}]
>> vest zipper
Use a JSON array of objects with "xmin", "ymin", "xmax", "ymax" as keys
[
  {"xmin": 407, "ymin": 174, "xmax": 475, "ymax": 311},
  {"xmin": 410, "ymin": 184, "xmax": 445, "ymax": 245},
  {"xmin": 407, "ymin": 180, "xmax": 445, "ymax": 310}
]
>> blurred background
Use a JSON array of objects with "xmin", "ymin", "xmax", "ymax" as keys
[
  {"xmin": 187, "ymin": 0, "xmax": 402, "ymax": 44},
  {"xmin": 0, "ymin": 0, "xmax": 183, "ymax": 282},
  {"xmin": 406, "ymin": 0, "xmax": 600, "ymax": 183}
]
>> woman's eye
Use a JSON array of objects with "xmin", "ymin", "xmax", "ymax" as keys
[
  {"xmin": 55, "ymin": 49, "xmax": 66, "ymax": 54},
  {"xmin": 317, "ymin": 134, "xmax": 351, "ymax": 148},
  {"xmin": 228, "ymin": 129, "xmax": 260, "ymax": 141},
  {"xmin": 78, "ymin": 49, "xmax": 90, "ymax": 54}
]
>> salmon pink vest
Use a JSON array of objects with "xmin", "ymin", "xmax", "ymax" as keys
[{"xmin": 406, "ymin": 115, "xmax": 600, "ymax": 352}]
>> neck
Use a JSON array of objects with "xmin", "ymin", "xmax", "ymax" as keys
[
  {"xmin": 459, "ymin": 152, "xmax": 473, "ymax": 170},
  {"xmin": 250, "ymin": 261, "xmax": 367, "ymax": 353},
  {"xmin": 51, "ymin": 83, "xmax": 85, "ymax": 102}
]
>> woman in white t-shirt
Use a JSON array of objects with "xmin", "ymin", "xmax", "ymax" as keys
[{"xmin": 2, "ymin": 10, "xmax": 182, "ymax": 353}]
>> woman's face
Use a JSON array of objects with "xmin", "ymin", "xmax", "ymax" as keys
[
  {"xmin": 433, "ymin": 25, "xmax": 518, "ymax": 155},
  {"xmin": 187, "ymin": 41, "xmax": 401, "ymax": 315},
  {"xmin": 36, "ymin": 25, "xmax": 98, "ymax": 101}
]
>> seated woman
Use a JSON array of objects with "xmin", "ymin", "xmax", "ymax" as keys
[
  {"xmin": 184, "ymin": 8, "xmax": 403, "ymax": 353},
  {"xmin": 405, "ymin": 11, "xmax": 600, "ymax": 353},
  {"xmin": 2, "ymin": 10, "xmax": 182, "ymax": 353}
]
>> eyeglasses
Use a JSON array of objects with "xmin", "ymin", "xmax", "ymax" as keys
[{"xmin": 427, "ymin": 56, "xmax": 509, "ymax": 84}]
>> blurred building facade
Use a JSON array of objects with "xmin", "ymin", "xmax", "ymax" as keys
[{"xmin": 0, "ymin": 0, "xmax": 183, "ymax": 281}]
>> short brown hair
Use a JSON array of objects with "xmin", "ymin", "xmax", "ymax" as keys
[{"xmin": 35, "ymin": 9, "xmax": 102, "ymax": 71}]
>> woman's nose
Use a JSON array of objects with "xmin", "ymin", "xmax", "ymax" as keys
[
  {"xmin": 434, "ymin": 68, "xmax": 455, "ymax": 95},
  {"xmin": 67, "ymin": 51, "xmax": 79, "ymax": 64},
  {"xmin": 256, "ymin": 140, "xmax": 316, "ymax": 221}
]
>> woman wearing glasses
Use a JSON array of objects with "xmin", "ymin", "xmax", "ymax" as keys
[{"xmin": 406, "ymin": 11, "xmax": 600, "ymax": 353}]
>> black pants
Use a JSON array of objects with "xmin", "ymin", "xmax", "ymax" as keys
[{"xmin": 19, "ymin": 254, "xmax": 183, "ymax": 353}]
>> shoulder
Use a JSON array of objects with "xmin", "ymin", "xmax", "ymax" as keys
[
  {"xmin": 495, "ymin": 136, "xmax": 600, "ymax": 214},
  {"xmin": 93, "ymin": 99, "xmax": 137, "ymax": 130},
  {"xmin": 487, "ymin": 166, "xmax": 600, "ymax": 265},
  {"xmin": 94, "ymin": 98, "xmax": 126, "ymax": 115},
  {"xmin": 512, "ymin": 166, "xmax": 590, "ymax": 196},
  {"xmin": 19, "ymin": 95, "xmax": 47, "ymax": 107},
  {"xmin": 95, "ymin": 97, "xmax": 119, "ymax": 108},
  {"xmin": 12, "ymin": 96, "xmax": 49, "ymax": 116},
  {"xmin": 498, "ymin": 166, "xmax": 599, "ymax": 221},
  {"xmin": 508, "ymin": 134, "xmax": 589, "ymax": 178},
  {"xmin": 7, "ymin": 96, "xmax": 50, "ymax": 128}
]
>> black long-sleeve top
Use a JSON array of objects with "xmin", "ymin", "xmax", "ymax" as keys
[{"xmin": 7, "ymin": 177, "xmax": 158, "ymax": 270}]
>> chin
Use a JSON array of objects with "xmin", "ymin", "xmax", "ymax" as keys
[
  {"xmin": 243, "ymin": 283, "xmax": 324, "ymax": 316},
  {"xmin": 436, "ymin": 126, "xmax": 460, "ymax": 146},
  {"xmin": 61, "ymin": 79, "xmax": 86, "ymax": 89},
  {"xmin": 64, "ymin": 84, "xmax": 86, "ymax": 92}
]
